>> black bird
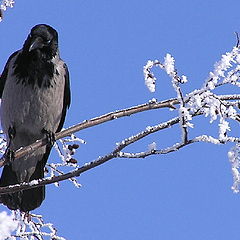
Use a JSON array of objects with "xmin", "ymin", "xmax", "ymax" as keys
[{"xmin": 0, "ymin": 24, "xmax": 71, "ymax": 212}]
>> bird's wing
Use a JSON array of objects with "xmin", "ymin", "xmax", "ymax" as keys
[
  {"xmin": 0, "ymin": 51, "xmax": 19, "ymax": 98},
  {"xmin": 56, "ymin": 62, "xmax": 71, "ymax": 133}
]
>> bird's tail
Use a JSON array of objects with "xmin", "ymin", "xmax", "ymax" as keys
[{"xmin": 0, "ymin": 147, "xmax": 51, "ymax": 212}]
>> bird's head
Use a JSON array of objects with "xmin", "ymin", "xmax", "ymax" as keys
[{"xmin": 23, "ymin": 24, "xmax": 58, "ymax": 59}]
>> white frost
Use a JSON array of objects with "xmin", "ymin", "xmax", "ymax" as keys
[
  {"xmin": 164, "ymin": 53, "xmax": 175, "ymax": 76},
  {"xmin": 218, "ymin": 118, "xmax": 230, "ymax": 140},
  {"xmin": 145, "ymin": 76, "xmax": 156, "ymax": 93},
  {"xmin": 0, "ymin": 211, "xmax": 18, "ymax": 240},
  {"xmin": 228, "ymin": 145, "xmax": 240, "ymax": 193},
  {"xmin": 29, "ymin": 179, "xmax": 39, "ymax": 186},
  {"xmin": 143, "ymin": 60, "xmax": 156, "ymax": 93},
  {"xmin": 146, "ymin": 126, "xmax": 153, "ymax": 131},
  {"xmin": 181, "ymin": 75, "xmax": 188, "ymax": 83},
  {"xmin": 148, "ymin": 142, "xmax": 157, "ymax": 151},
  {"xmin": 142, "ymin": 46, "xmax": 240, "ymax": 194}
]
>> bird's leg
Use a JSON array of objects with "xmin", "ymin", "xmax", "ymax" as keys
[
  {"xmin": 4, "ymin": 126, "xmax": 16, "ymax": 164},
  {"xmin": 42, "ymin": 129, "xmax": 56, "ymax": 147},
  {"xmin": 23, "ymin": 211, "xmax": 31, "ymax": 222},
  {"xmin": 8, "ymin": 126, "xmax": 16, "ymax": 142}
]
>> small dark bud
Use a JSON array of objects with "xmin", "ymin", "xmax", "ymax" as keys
[
  {"xmin": 67, "ymin": 158, "xmax": 78, "ymax": 164},
  {"xmin": 72, "ymin": 144, "xmax": 79, "ymax": 149},
  {"xmin": 68, "ymin": 145, "xmax": 73, "ymax": 151}
]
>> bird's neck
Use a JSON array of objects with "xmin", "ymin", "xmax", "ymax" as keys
[{"xmin": 13, "ymin": 50, "xmax": 59, "ymax": 88}]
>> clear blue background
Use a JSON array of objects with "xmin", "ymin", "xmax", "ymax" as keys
[{"xmin": 1, "ymin": 0, "xmax": 240, "ymax": 239}]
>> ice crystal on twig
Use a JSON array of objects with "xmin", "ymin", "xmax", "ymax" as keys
[
  {"xmin": 0, "ymin": 211, "xmax": 18, "ymax": 240},
  {"xmin": 0, "ymin": 0, "xmax": 14, "ymax": 21},
  {"xmin": 0, "ymin": 131, "xmax": 7, "ymax": 155},
  {"xmin": 3, "ymin": 211, "xmax": 66, "ymax": 240},
  {"xmin": 49, "ymin": 134, "xmax": 85, "ymax": 188},
  {"xmin": 148, "ymin": 142, "xmax": 157, "ymax": 151},
  {"xmin": 143, "ymin": 60, "xmax": 156, "ymax": 92},
  {"xmin": 143, "ymin": 46, "xmax": 240, "ymax": 192},
  {"xmin": 228, "ymin": 144, "xmax": 240, "ymax": 193},
  {"xmin": 164, "ymin": 53, "xmax": 175, "ymax": 76}
]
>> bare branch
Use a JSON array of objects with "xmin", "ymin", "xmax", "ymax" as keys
[
  {"xmin": 1, "ymin": 92, "xmax": 240, "ymax": 194},
  {"xmin": 0, "ymin": 114, "xmax": 183, "ymax": 194},
  {"xmin": 1, "ymin": 94, "xmax": 240, "ymax": 168},
  {"xmin": 0, "ymin": 110, "xmax": 216, "ymax": 194},
  {"xmin": 0, "ymin": 98, "xmax": 179, "ymax": 167}
]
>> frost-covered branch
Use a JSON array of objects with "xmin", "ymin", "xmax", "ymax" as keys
[
  {"xmin": 0, "ymin": 111, "xmax": 202, "ymax": 195},
  {"xmin": 0, "ymin": 0, "xmax": 14, "ymax": 21},
  {"xmin": 0, "ymin": 98, "xmax": 240, "ymax": 194},
  {"xmin": 119, "ymin": 135, "xmax": 240, "ymax": 159},
  {"xmin": 6, "ymin": 211, "xmax": 64, "ymax": 240},
  {"xmin": 163, "ymin": 54, "xmax": 190, "ymax": 143},
  {"xmin": 0, "ymin": 106, "xmax": 237, "ymax": 195},
  {"xmin": 143, "ymin": 45, "xmax": 240, "ymax": 192},
  {"xmin": 0, "ymin": 210, "xmax": 64, "ymax": 240},
  {"xmin": 0, "ymin": 98, "xmax": 179, "ymax": 168}
]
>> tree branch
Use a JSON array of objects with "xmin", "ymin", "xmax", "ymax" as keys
[
  {"xmin": 0, "ymin": 94, "xmax": 240, "ymax": 194},
  {"xmin": 0, "ymin": 107, "xmax": 232, "ymax": 194},
  {"xmin": 1, "ymin": 94, "xmax": 240, "ymax": 167},
  {"xmin": 0, "ymin": 98, "xmax": 178, "ymax": 167},
  {"xmin": 119, "ymin": 135, "xmax": 240, "ymax": 158}
]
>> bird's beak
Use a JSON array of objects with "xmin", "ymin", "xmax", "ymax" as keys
[{"xmin": 29, "ymin": 37, "xmax": 44, "ymax": 52}]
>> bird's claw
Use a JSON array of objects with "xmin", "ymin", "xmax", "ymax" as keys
[
  {"xmin": 8, "ymin": 126, "xmax": 16, "ymax": 140},
  {"xmin": 42, "ymin": 129, "xmax": 56, "ymax": 147},
  {"xmin": 4, "ymin": 148, "xmax": 15, "ymax": 165}
]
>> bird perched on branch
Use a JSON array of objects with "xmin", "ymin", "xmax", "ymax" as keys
[{"xmin": 0, "ymin": 24, "xmax": 71, "ymax": 212}]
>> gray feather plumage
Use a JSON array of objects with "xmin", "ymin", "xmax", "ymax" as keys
[{"xmin": 1, "ymin": 51, "xmax": 66, "ymax": 182}]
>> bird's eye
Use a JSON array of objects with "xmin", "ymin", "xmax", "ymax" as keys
[{"xmin": 46, "ymin": 39, "xmax": 51, "ymax": 44}]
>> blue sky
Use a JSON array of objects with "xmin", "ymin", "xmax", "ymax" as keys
[{"xmin": 1, "ymin": 0, "xmax": 240, "ymax": 239}]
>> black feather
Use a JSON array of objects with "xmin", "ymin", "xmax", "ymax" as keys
[
  {"xmin": 0, "ymin": 147, "xmax": 51, "ymax": 212},
  {"xmin": 13, "ymin": 52, "xmax": 55, "ymax": 88},
  {"xmin": 0, "ymin": 51, "xmax": 18, "ymax": 98},
  {"xmin": 56, "ymin": 63, "xmax": 71, "ymax": 133}
]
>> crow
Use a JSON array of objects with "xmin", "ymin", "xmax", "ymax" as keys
[{"xmin": 0, "ymin": 24, "xmax": 71, "ymax": 212}]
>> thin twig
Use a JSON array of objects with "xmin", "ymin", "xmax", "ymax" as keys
[
  {"xmin": 118, "ymin": 135, "xmax": 240, "ymax": 159},
  {"xmin": 235, "ymin": 32, "xmax": 240, "ymax": 48}
]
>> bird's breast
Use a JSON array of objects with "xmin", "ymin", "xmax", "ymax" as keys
[{"xmin": 0, "ymin": 72, "xmax": 65, "ymax": 139}]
